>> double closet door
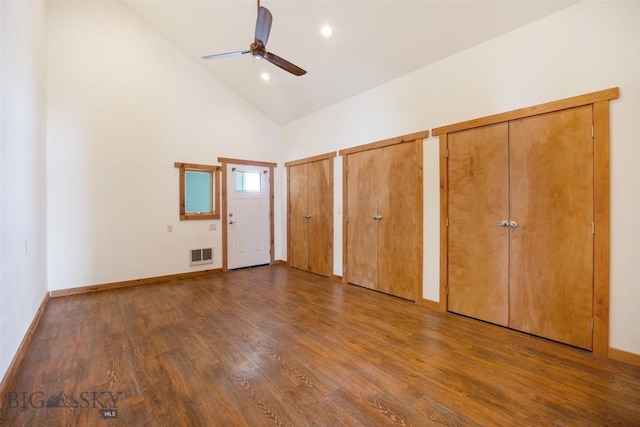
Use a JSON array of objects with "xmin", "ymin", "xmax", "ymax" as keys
[
  {"xmin": 448, "ymin": 105, "xmax": 594, "ymax": 350},
  {"xmin": 344, "ymin": 138, "xmax": 423, "ymax": 301},
  {"xmin": 287, "ymin": 154, "xmax": 334, "ymax": 277}
]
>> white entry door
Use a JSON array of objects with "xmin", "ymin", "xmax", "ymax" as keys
[{"xmin": 226, "ymin": 163, "xmax": 271, "ymax": 269}]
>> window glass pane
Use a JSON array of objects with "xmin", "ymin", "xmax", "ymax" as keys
[
  {"xmin": 185, "ymin": 170, "xmax": 212, "ymax": 213},
  {"xmin": 236, "ymin": 171, "xmax": 262, "ymax": 192}
]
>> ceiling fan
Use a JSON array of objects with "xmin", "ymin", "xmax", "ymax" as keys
[{"xmin": 202, "ymin": 0, "xmax": 307, "ymax": 76}]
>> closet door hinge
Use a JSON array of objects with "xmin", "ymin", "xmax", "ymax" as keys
[
  {"xmin": 445, "ymin": 149, "xmax": 449, "ymax": 158},
  {"xmin": 446, "ymin": 286, "xmax": 449, "ymax": 296},
  {"xmin": 592, "ymin": 222, "xmax": 595, "ymax": 235},
  {"xmin": 446, "ymin": 217, "xmax": 449, "ymax": 227},
  {"xmin": 592, "ymin": 125, "xmax": 594, "ymax": 139},
  {"xmin": 591, "ymin": 317, "xmax": 594, "ymax": 331}
]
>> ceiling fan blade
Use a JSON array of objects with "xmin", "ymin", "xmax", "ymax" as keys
[
  {"xmin": 202, "ymin": 50, "xmax": 250, "ymax": 60},
  {"xmin": 264, "ymin": 52, "xmax": 306, "ymax": 76},
  {"xmin": 255, "ymin": 6, "xmax": 273, "ymax": 46}
]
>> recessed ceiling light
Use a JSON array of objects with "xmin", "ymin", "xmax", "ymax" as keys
[
  {"xmin": 321, "ymin": 24, "xmax": 333, "ymax": 38},
  {"xmin": 261, "ymin": 72, "xmax": 270, "ymax": 81}
]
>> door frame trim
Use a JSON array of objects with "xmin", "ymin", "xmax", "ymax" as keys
[
  {"xmin": 433, "ymin": 87, "xmax": 619, "ymax": 357},
  {"xmin": 218, "ymin": 157, "xmax": 277, "ymax": 272}
]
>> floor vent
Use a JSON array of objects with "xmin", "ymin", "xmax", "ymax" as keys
[{"xmin": 190, "ymin": 248, "xmax": 213, "ymax": 266}]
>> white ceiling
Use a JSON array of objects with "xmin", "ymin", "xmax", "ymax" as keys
[{"xmin": 123, "ymin": 0, "xmax": 577, "ymax": 125}]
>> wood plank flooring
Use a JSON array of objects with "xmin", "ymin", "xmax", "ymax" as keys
[{"xmin": 1, "ymin": 265, "xmax": 639, "ymax": 426}]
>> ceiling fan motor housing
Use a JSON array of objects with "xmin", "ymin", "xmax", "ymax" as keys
[{"xmin": 250, "ymin": 42, "xmax": 266, "ymax": 59}]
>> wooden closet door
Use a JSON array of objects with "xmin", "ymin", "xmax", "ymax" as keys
[
  {"xmin": 447, "ymin": 123, "xmax": 510, "ymax": 326},
  {"xmin": 288, "ymin": 163, "xmax": 309, "ymax": 271},
  {"xmin": 509, "ymin": 106, "xmax": 594, "ymax": 350},
  {"xmin": 346, "ymin": 150, "xmax": 378, "ymax": 289},
  {"xmin": 308, "ymin": 159, "xmax": 332, "ymax": 277},
  {"xmin": 377, "ymin": 142, "xmax": 419, "ymax": 300}
]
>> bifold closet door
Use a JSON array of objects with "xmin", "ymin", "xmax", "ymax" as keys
[
  {"xmin": 346, "ymin": 142, "xmax": 420, "ymax": 300},
  {"xmin": 307, "ymin": 159, "xmax": 332, "ymax": 276},
  {"xmin": 346, "ymin": 149, "xmax": 378, "ymax": 289},
  {"xmin": 447, "ymin": 123, "xmax": 510, "ymax": 326},
  {"xmin": 377, "ymin": 142, "xmax": 420, "ymax": 300},
  {"xmin": 288, "ymin": 163, "xmax": 309, "ymax": 271},
  {"xmin": 509, "ymin": 105, "xmax": 594, "ymax": 350}
]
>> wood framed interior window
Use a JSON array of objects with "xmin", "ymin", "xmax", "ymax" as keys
[{"xmin": 174, "ymin": 162, "xmax": 221, "ymax": 220}]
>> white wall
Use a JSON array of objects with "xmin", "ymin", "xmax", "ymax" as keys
[
  {"xmin": 0, "ymin": 0, "xmax": 48, "ymax": 380},
  {"xmin": 281, "ymin": 1, "xmax": 640, "ymax": 355},
  {"xmin": 46, "ymin": 1, "xmax": 281, "ymax": 291}
]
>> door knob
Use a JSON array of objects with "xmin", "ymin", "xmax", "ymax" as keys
[
  {"xmin": 229, "ymin": 220, "xmax": 235, "ymax": 225},
  {"xmin": 509, "ymin": 221, "xmax": 519, "ymax": 228},
  {"xmin": 498, "ymin": 220, "xmax": 509, "ymax": 227}
]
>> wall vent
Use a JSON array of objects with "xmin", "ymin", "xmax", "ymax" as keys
[{"xmin": 190, "ymin": 248, "xmax": 213, "ymax": 266}]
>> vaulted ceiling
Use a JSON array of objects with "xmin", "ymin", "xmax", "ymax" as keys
[{"xmin": 123, "ymin": 0, "xmax": 577, "ymax": 125}]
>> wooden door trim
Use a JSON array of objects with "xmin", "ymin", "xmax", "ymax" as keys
[
  {"xmin": 218, "ymin": 157, "xmax": 277, "ymax": 168},
  {"xmin": 435, "ymin": 88, "xmax": 619, "ymax": 357},
  {"xmin": 593, "ymin": 100, "xmax": 611, "ymax": 356},
  {"xmin": 339, "ymin": 130, "xmax": 429, "ymax": 156},
  {"xmin": 432, "ymin": 87, "xmax": 619, "ymax": 136},
  {"xmin": 438, "ymin": 133, "xmax": 449, "ymax": 312},
  {"xmin": 217, "ymin": 157, "xmax": 276, "ymax": 272},
  {"xmin": 284, "ymin": 151, "xmax": 336, "ymax": 167}
]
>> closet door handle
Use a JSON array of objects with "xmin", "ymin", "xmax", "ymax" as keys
[
  {"xmin": 498, "ymin": 220, "xmax": 509, "ymax": 227},
  {"xmin": 509, "ymin": 221, "xmax": 519, "ymax": 228},
  {"xmin": 372, "ymin": 215, "xmax": 382, "ymax": 220}
]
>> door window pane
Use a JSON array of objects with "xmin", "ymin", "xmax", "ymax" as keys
[{"xmin": 236, "ymin": 171, "xmax": 262, "ymax": 192}]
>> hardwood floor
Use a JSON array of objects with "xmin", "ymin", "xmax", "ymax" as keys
[{"xmin": 1, "ymin": 265, "xmax": 639, "ymax": 426}]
